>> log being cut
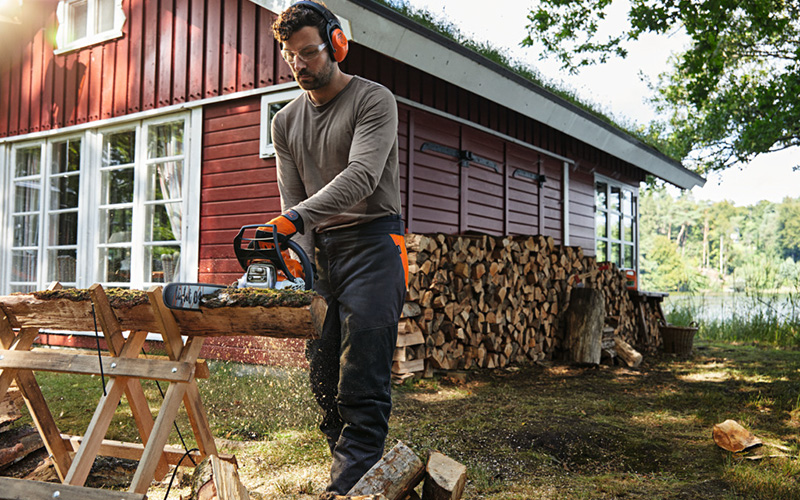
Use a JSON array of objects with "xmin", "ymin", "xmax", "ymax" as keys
[{"xmin": 0, "ymin": 286, "xmax": 324, "ymax": 338}]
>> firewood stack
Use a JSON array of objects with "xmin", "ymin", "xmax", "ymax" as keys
[
  {"xmin": 391, "ymin": 233, "xmax": 662, "ymax": 378},
  {"xmin": 398, "ymin": 233, "xmax": 587, "ymax": 373}
]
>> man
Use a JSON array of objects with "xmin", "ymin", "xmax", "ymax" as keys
[{"xmin": 266, "ymin": 1, "xmax": 408, "ymax": 495}]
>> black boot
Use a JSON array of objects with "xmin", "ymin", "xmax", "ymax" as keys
[{"xmin": 325, "ymin": 435, "xmax": 384, "ymax": 495}]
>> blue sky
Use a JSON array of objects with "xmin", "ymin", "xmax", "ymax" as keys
[{"xmin": 402, "ymin": 0, "xmax": 799, "ymax": 206}]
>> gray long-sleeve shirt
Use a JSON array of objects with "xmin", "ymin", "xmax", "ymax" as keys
[{"xmin": 272, "ymin": 76, "xmax": 401, "ymax": 245}]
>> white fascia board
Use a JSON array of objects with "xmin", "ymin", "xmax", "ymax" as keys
[
  {"xmin": 246, "ymin": 0, "xmax": 353, "ymax": 39},
  {"xmin": 327, "ymin": 0, "xmax": 704, "ymax": 190}
]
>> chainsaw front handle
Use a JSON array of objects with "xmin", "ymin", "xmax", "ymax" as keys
[{"xmin": 233, "ymin": 224, "xmax": 314, "ymax": 290}]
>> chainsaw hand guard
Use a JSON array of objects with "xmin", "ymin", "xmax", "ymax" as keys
[{"xmin": 234, "ymin": 224, "xmax": 314, "ymax": 290}]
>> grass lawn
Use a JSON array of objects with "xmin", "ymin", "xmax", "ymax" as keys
[{"xmin": 6, "ymin": 339, "xmax": 800, "ymax": 499}]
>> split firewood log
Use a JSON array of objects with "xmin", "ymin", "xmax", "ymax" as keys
[
  {"xmin": 422, "ymin": 451, "xmax": 466, "ymax": 500},
  {"xmin": 347, "ymin": 441, "xmax": 425, "ymax": 500},
  {"xmin": 188, "ymin": 454, "xmax": 248, "ymax": 500}
]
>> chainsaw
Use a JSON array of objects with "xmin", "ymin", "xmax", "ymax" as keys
[{"xmin": 162, "ymin": 224, "xmax": 314, "ymax": 311}]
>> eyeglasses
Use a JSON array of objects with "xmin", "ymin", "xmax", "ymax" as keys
[{"xmin": 281, "ymin": 43, "xmax": 328, "ymax": 64}]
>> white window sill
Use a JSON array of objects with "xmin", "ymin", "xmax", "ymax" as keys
[{"xmin": 54, "ymin": 29, "xmax": 124, "ymax": 55}]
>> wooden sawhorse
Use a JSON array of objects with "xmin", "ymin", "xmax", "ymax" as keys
[{"xmin": 0, "ymin": 283, "xmax": 225, "ymax": 497}]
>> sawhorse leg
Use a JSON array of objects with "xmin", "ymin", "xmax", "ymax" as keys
[{"xmin": 0, "ymin": 315, "xmax": 72, "ymax": 480}]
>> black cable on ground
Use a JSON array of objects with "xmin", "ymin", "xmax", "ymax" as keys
[
  {"xmin": 164, "ymin": 447, "xmax": 199, "ymax": 500},
  {"xmin": 90, "ymin": 303, "xmax": 107, "ymax": 396}
]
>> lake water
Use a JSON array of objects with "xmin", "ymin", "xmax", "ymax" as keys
[{"xmin": 663, "ymin": 292, "xmax": 799, "ymax": 322}]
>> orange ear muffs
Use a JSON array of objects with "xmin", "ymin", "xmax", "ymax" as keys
[
  {"xmin": 330, "ymin": 28, "xmax": 348, "ymax": 62},
  {"xmin": 291, "ymin": 1, "xmax": 349, "ymax": 63}
]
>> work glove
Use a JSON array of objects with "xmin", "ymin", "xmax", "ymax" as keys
[{"xmin": 262, "ymin": 209, "xmax": 303, "ymax": 239}]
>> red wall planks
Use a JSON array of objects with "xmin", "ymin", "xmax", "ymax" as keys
[
  {"xmin": 172, "ymin": 0, "xmax": 189, "ymax": 104},
  {"xmin": 157, "ymin": 0, "xmax": 174, "ymax": 107},
  {"xmin": 221, "ymin": 0, "xmax": 239, "ymax": 94},
  {"xmin": 101, "ymin": 43, "xmax": 116, "ymax": 120},
  {"xmin": 188, "ymin": 0, "xmax": 205, "ymax": 99},
  {"xmin": 0, "ymin": 58, "xmax": 9, "ymax": 137},
  {"xmin": 127, "ymin": 0, "xmax": 143, "ymax": 113},
  {"xmin": 239, "ymin": 0, "xmax": 257, "ymax": 91},
  {"xmin": 29, "ymin": 33, "xmax": 43, "ymax": 133},
  {"xmin": 19, "ymin": 40, "xmax": 32, "ymax": 134}
]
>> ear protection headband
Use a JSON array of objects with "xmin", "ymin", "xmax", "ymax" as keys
[{"xmin": 291, "ymin": 1, "xmax": 349, "ymax": 63}]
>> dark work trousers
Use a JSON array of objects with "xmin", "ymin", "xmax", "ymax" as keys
[{"xmin": 306, "ymin": 215, "xmax": 408, "ymax": 495}]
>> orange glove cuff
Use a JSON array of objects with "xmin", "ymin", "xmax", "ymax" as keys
[{"xmin": 265, "ymin": 210, "xmax": 302, "ymax": 237}]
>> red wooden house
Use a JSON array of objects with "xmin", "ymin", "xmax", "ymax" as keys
[{"xmin": 0, "ymin": 0, "xmax": 704, "ymax": 362}]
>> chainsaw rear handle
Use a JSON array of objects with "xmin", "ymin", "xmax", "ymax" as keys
[{"xmin": 233, "ymin": 224, "xmax": 315, "ymax": 290}]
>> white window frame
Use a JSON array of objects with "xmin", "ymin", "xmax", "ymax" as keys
[
  {"xmin": 55, "ymin": 0, "xmax": 126, "ymax": 55},
  {"xmin": 259, "ymin": 86, "xmax": 303, "ymax": 158},
  {"xmin": 91, "ymin": 114, "xmax": 191, "ymax": 289},
  {"xmin": 594, "ymin": 174, "xmax": 639, "ymax": 273},
  {"xmin": 1, "ymin": 112, "xmax": 197, "ymax": 294}
]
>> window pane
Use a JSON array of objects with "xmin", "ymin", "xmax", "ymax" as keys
[
  {"xmin": 52, "ymin": 139, "xmax": 81, "ymax": 174},
  {"xmin": 49, "ymin": 249, "xmax": 78, "ymax": 283},
  {"xmin": 49, "ymin": 212, "xmax": 79, "ymax": 246},
  {"xmin": 99, "ymin": 247, "xmax": 131, "ymax": 282},
  {"xmin": 97, "ymin": 0, "xmax": 115, "ymax": 32},
  {"xmin": 595, "ymin": 181, "xmax": 607, "ymax": 209},
  {"xmin": 102, "ymin": 168, "xmax": 134, "ymax": 204},
  {"xmin": 12, "ymin": 250, "xmax": 38, "ymax": 282},
  {"xmin": 612, "ymin": 243, "xmax": 622, "ymax": 266},
  {"xmin": 13, "ymin": 215, "xmax": 39, "ymax": 247},
  {"xmin": 609, "ymin": 213, "xmax": 620, "ymax": 240},
  {"xmin": 147, "ymin": 246, "xmax": 180, "ymax": 283},
  {"xmin": 101, "ymin": 208, "xmax": 133, "ymax": 243},
  {"xmin": 148, "ymin": 121, "xmax": 183, "ymax": 158},
  {"xmin": 623, "ymin": 217, "xmax": 633, "ymax": 242},
  {"xmin": 146, "ymin": 203, "xmax": 180, "ymax": 242},
  {"xmin": 624, "ymin": 245, "xmax": 634, "ymax": 269},
  {"xmin": 68, "ymin": 0, "xmax": 88, "ymax": 42},
  {"xmin": 595, "ymin": 211, "xmax": 606, "ymax": 239},
  {"xmin": 610, "ymin": 186, "xmax": 621, "ymax": 212},
  {"xmin": 596, "ymin": 240, "xmax": 607, "ymax": 262},
  {"xmin": 15, "ymin": 183, "xmax": 41, "ymax": 212},
  {"xmin": 622, "ymin": 189, "xmax": 633, "ymax": 216},
  {"xmin": 11, "ymin": 285, "xmax": 36, "ymax": 293},
  {"xmin": 102, "ymin": 130, "xmax": 136, "ymax": 167},
  {"xmin": 266, "ymin": 101, "xmax": 291, "ymax": 145},
  {"xmin": 50, "ymin": 175, "xmax": 80, "ymax": 210},
  {"xmin": 15, "ymin": 147, "xmax": 41, "ymax": 177},
  {"xmin": 147, "ymin": 161, "xmax": 183, "ymax": 201}
]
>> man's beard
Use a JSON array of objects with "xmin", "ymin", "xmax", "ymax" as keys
[{"xmin": 294, "ymin": 60, "xmax": 335, "ymax": 91}]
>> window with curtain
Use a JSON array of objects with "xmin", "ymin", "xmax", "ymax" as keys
[
  {"xmin": 3, "ymin": 114, "xmax": 188, "ymax": 294},
  {"xmin": 97, "ymin": 118, "xmax": 186, "ymax": 287},
  {"xmin": 595, "ymin": 178, "xmax": 638, "ymax": 270}
]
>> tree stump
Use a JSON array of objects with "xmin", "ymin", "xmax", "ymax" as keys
[{"xmin": 564, "ymin": 287, "xmax": 605, "ymax": 364}]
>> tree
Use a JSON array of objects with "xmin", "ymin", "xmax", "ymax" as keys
[
  {"xmin": 523, "ymin": 0, "xmax": 800, "ymax": 173},
  {"xmin": 777, "ymin": 197, "xmax": 800, "ymax": 261},
  {"xmin": 640, "ymin": 235, "xmax": 690, "ymax": 291}
]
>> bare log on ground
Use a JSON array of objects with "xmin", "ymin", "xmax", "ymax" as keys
[{"xmin": 615, "ymin": 337, "xmax": 643, "ymax": 368}]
